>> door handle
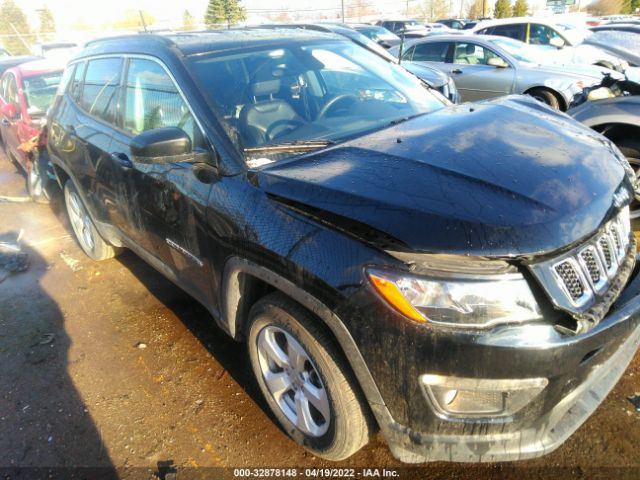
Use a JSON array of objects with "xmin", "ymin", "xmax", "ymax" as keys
[
  {"xmin": 111, "ymin": 152, "xmax": 133, "ymax": 169},
  {"xmin": 451, "ymin": 69, "xmax": 463, "ymax": 74}
]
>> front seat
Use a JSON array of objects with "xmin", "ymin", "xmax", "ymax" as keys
[{"xmin": 239, "ymin": 78, "xmax": 305, "ymax": 147}]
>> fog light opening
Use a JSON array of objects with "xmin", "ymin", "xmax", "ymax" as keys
[{"xmin": 420, "ymin": 374, "xmax": 548, "ymax": 420}]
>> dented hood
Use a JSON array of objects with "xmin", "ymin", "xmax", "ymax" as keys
[{"xmin": 253, "ymin": 96, "xmax": 631, "ymax": 257}]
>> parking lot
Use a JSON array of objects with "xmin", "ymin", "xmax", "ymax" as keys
[{"xmin": 1, "ymin": 148, "xmax": 640, "ymax": 479}]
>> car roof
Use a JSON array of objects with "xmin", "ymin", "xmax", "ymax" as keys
[
  {"xmin": 0, "ymin": 55, "xmax": 39, "ymax": 66},
  {"xmin": 77, "ymin": 28, "xmax": 343, "ymax": 60},
  {"xmin": 473, "ymin": 17, "xmax": 557, "ymax": 29},
  {"xmin": 14, "ymin": 58, "xmax": 65, "ymax": 76}
]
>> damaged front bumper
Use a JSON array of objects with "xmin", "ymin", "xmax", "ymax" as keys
[{"xmin": 374, "ymin": 261, "xmax": 640, "ymax": 463}]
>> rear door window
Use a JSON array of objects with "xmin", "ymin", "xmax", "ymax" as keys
[
  {"xmin": 491, "ymin": 24, "xmax": 526, "ymax": 41},
  {"xmin": 411, "ymin": 42, "xmax": 450, "ymax": 62},
  {"xmin": 79, "ymin": 58, "xmax": 122, "ymax": 125}
]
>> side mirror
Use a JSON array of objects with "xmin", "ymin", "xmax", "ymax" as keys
[
  {"xmin": 131, "ymin": 127, "xmax": 192, "ymax": 162},
  {"xmin": 487, "ymin": 57, "xmax": 509, "ymax": 68},
  {"xmin": 549, "ymin": 37, "xmax": 565, "ymax": 49},
  {"xmin": 1, "ymin": 102, "xmax": 18, "ymax": 119}
]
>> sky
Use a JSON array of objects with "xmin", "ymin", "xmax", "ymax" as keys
[{"xmin": 16, "ymin": 0, "xmax": 553, "ymax": 31}]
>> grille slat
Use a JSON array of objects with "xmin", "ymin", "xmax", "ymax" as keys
[
  {"xmin": 530, "ymin": 209, "xmax": 633, "ymax": 319},
  {"xmin": 554, "ymin": 261, "xmax": 585, "ymax": 300}
]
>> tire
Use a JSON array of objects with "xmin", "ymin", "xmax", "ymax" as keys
[
  {"xmin": 64, "ymin": 180, "xmax": 118, "ymax": 261},
  {"xmin": 616, "ymin": 139, "xmax": 640, "ymax": 220},
  {"xmin": 527, "ymin": 88, "xmax": 561, "ymax": 110},
  {"xmin": 27, "ymin": 155, "xmax": 50, "ymax": 204},
  {"xmin": 246, "ymin": 293, "xmax": 373, "ymax": 461}
]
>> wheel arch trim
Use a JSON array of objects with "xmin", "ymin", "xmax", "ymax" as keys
[{"xmin": 221, "ymin": 256, "xmax": 391, "ymax": 417}]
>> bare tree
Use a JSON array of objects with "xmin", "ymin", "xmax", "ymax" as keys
[
  {"xmin": 587, "ymin": 0, "xmax": 624, "ymax": 14},
  {"xmin": 412, "ymin": 0, "xmax": 450, "ymax": 22},
  {"xmin": 467, "ymin": 0, "xmax": 485, "ymax": 19}
]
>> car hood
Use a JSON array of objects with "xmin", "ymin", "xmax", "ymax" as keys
[
  {"xmin": 253, "ymin": 96, "xmax": 631, "ymax": 257},
  {"xmin": 402, "ymin": 62, "xmax": 449, "ymax": 87},
  {"xmin": 533, "ymin": 63, "xmax": 615, "ymax": 82}
]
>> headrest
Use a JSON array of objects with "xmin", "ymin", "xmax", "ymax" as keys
[
  {"xmin": 466, "ymin": 44, "xmax": 476, "ymax": 55},
  {"xmin": 252, "ymin": 79, "xmax": 280, "ymax": 97}
]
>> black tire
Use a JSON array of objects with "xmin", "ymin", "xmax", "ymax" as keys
[
  {"xmin": 246, "ymin": 293, "xmax": 373, "ymax": 461},
  {"xmin": 527, "ymin": 88, "xmax": 561, "ymax": 110},
  {"xmin": 64, "ymin": 180, "xmax": 119, "ymax": 261},
  {"xmin": 27, "ymin": 154, "xmax": 50, "ymax": 204},
  {"xmin": 616, "ymin": 139, "xmax": 640, "ymax": 219}
]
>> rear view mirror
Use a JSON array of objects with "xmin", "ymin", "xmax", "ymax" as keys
[
  {"xmin": 1, "ymin": 102, "xmax": 18, "ymax": 119},
  {"xmin": 131, "ymin": 127, "xmax": 192, "ymax": 162},
  {"xmin": 487, "ymin": 57, "xmax": 508, "ymax": 68},
  {"xmin": 549, "ymin": 37, "xmax": 565, "ymax": 49}
]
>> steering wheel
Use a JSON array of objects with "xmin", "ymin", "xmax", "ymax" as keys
[{"xmin": 317, "ymin": 93, "xmax": 359, "ymax": 119}]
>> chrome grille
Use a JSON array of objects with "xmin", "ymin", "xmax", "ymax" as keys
[{"xmin": 528, "ymin": 207, "xmax": 634, "ymax": 317}]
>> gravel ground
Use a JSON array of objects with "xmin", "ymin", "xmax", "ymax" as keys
[{"xmin": 0, "ymin": 154, "xmax": 639, "ymax": 480}]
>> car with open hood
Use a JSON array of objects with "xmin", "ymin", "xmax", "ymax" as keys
[{"xmin": 47, "ymin": 29, "xmax": 640, "ymax": 463}]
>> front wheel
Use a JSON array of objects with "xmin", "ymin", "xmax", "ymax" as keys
[
  {"xmin": 247, "ymin": 293, "xmax": 374, "ymax": 461},
  {"xmin": 64, "ymin": 180, "xmax": 118, "ymax": 261},
  {"xmin": 527, "ymin": 88, "xmax": 561, "ymax": 110}
]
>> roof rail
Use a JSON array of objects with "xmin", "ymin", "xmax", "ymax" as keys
[{"xmin": 84, "ymin": 33, "xmax": 176, "ymax": 48}]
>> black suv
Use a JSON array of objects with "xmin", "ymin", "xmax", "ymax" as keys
[{"xmin": 47, "ymin": 29, "xmax": 640, "ymax": 463}]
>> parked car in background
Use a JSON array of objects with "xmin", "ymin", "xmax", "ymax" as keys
[
  {"xmin": 31, "ymin": 42, "xmax": 78, "ymax": 61},
  {"xmin": 376, "ymin": 19, "xmax": 430, "ymax": 36},
  {"xmin": 349, "ymin": 24, "xmax": 401, "ymax": 48},
  {"xmin": 390, "ymin": 35, "xmax": 607, "ymax": 109},
  {"xmin": 254, "ymin": 24, "xmax": 460, "ymax": 103},
  {"xmin": 569, "ymin": 33, "xmax": 640, "ymax": 218},
  {"xmin": 436, "ymin": 19, "xmax": 467, "ymax": 29},
  {"xmin": 47, "ymin": 29, "xmax": 640, "ymax": 465},
  {"xmin": 0, "ymin": 56, "xmax": 40, "ymax": 77},
  {"xmin": 472, "ymin": 17, "xmax": 627, "ymax": 70},
  {"xmin": 590, "ymin": 23, "xmax": 640, "ymax": 35},
  {"xmin": 0, "ymin": 59, "xmax": 63, "ymax": 202}
]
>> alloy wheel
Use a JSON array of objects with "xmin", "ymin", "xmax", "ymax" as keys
[
  {"xmin": 256, "ymin": 325, "xmax": 331, "ymax": 437},
  {"xmin": 66, "ymin": 189, "xmax": 95, "ymax": 253}
]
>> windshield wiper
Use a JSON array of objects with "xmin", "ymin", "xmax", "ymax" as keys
[
  {"xmin": 385, "ymin": 112, "xmax": 427, "ymax": 127},
  {"xmin": 243, "ymin": 140, "xmax": 335, "ymax": 154}
]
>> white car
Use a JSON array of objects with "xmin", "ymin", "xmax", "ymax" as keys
[{"xmin": 471, "ymin": 17, "xmax": 627, "ymax": 70}]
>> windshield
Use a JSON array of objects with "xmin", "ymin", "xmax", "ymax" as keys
[
  {"xmin": 23, "ymin": 72, "xmax": 62, "ymax": 116},
  {"xmin": 359, "ymin": 26, "xmax": 398, "ymax": 41},
  {"xmin": 188, "ymin": 40, "xmax": 446, "ymax": 162},
  {"xmin": 489, "ymin": 37, "xmax": 544, "ymax": 64}
]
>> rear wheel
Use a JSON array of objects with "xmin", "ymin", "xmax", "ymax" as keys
[
  {"xmin": 64, "ymin": 180, "xmax": 118, "ymax": 260},
  {"xmin": 247, "ymin": 293, "xmax": 373, "ymax": 461},
  {"xmin": 616, "ymin": 139, "xmax": 640, "ymax": 219},
  {"xmin": 527, "ymin": 88, "xmax": 561, "ymax": 110}
]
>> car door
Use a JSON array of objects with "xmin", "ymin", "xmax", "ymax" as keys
[
  {"xmin": 109, "ymin": 57, "xmax": 216, "ymax": 302},
  {"xmin": 0, "ymin": 73, "xmax": 21, "ymax": 161},
  {"xmin": 68, "ymin": 57, "xmax": 125, "ymax": 231},
  {"xmin": 449, "ymin": 41, "xmax": 515, "ymax": 101}
]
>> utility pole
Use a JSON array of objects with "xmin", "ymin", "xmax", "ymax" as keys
[
  {"xmin": 406, "ymin": 0, "xmax": 409, "ymax": 16},
  {"xmin": 482, "ymin": 0, "xmax": 488, "ymax": 17},
  {"xmin": 341, "ymin": 0, "xmax": 345, "ymax": 22}
]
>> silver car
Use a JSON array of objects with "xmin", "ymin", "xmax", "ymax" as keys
[{"xmin": 390, "ymin": 35, "xmax": 617, "ymax": 110}]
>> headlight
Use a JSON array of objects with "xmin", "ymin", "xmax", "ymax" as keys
[{"xmin": 367, "ymin": 269, "xmax": 542, "ymax": 328}]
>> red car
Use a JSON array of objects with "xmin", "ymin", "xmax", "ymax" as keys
[{"xmin": 0, "ymin": 59, "xmax": 63, "ymax": 202}]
